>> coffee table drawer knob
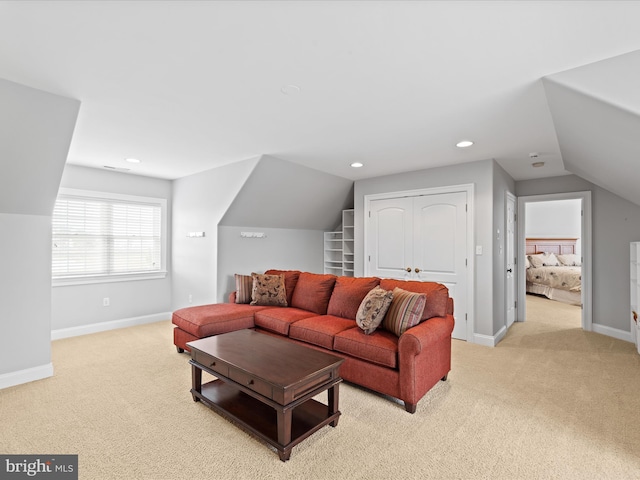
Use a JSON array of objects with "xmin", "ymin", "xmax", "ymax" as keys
[
  {"xmin": 210, "ymin": 361, "xmax": 216, "ymax": 367},
  {"xmin": 247, "ymin": 379, "xmax": 254, "ymax": 386}
]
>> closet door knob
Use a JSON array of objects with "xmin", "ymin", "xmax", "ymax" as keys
[
  {"xmin": 415, "ymin": 268, "xmax": 421, "ymax": 273},
  {"xmin": 406, "ymin": 267, "xmax": 412, "ymax": 272}
]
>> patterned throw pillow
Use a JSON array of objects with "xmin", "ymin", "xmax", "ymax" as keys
[
  {"xmin": 356, "ymin": 286, "xmax": 394, "ymax": 334},
  {"xmin": 250, "ymin": 273, "xmax": 288, "ymax": 307},
  {"xmin": 382, "ymin": 287, "xmax": 427, "ymax": 337},
  {"xmin": 234, "ymin": 274, "xmax": 253, "ymax": 304}
]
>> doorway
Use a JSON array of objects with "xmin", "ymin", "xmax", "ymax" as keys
[{"xmin": 516, "ymin": 192, "xmax": 592, "ymax": 331}]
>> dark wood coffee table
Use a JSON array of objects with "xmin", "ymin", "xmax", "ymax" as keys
[{"xmin": 187, "ymin": 329, "xmax": 344, "ymax": 461}]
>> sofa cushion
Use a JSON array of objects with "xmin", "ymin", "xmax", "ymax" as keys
[
  {"xmin": 356, "ymin": 286, "xmax": 394, "ymax": 334},
  {"xmin": 327, "ymin": 276, "xmax": 381, "ymax": 320},
  {"xmin": 290, "ymin": 272, "xmax": 337, "ymax": 315},
  {"xmin": 334, "ymin": 326, "xmax": 398, "ymax": 368},
  {"xmin": 254, "ymin": 307, "xmax": 318, "ymax": 336},
  {"xmin": 379, "ymin": 279, "xmax": 449, "ymax": 320},
  {"xmin": 250, "ymin": 273, "xmax": 288, "ymax": 307},
  {"xmin": 234, "ymin": 274, "xmax": 253, "ymax": 304},
  {"xmin": 289, "ymin": 315, "xmax": 355, "ymax": 350},
  {"xmin": 265, "ymin": 269, "xmax": 301, "ymax": 306},
  {"xmin": 172, "ymin": 304, "xmax": 267, "ymax": 338},
  {"xmin": 382, "ymin": 288, "xmax": 426, "ymax": 337}
]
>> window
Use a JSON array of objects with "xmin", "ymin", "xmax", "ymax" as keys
[{"xmin": 52, "ymin": 188, "xmax": 167, "ymax": 285}]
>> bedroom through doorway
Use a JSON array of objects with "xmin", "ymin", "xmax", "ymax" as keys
[{"xmin": 516, "ymin": 192, "xmax": 592, "ymax": 332}]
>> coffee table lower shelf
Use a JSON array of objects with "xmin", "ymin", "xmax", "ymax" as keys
[{"xmin": 192, "ymin": 379, "xmax": 341, "ymax": 461}]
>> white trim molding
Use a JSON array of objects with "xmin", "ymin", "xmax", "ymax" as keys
[
  {"xmin": 51, "ymin": 312, "xmax": 172, "ymax": 340},
  {"xmin": 591, "ymin": 323, "xmax": 634, "ymax": 344},
  {"xmin": 474, "ymin": 326, "xmax": 507, "ymax": 347},
  {"xmin": 0, "ymin": 363, "xmax": 53, "ymax": 390}
]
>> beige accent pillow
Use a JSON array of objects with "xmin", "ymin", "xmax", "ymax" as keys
[
  {"xmin": 356, "ymin": 286, "xmax": 394, "ymax": 335},
  {"xmin": 250, "ymin": 273, "xmax": 288, "ymax": 307}
]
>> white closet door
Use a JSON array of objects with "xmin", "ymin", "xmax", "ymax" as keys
[
  {"xmin": 367, "ymin": 197, "xmax": 413, "ymax": 279},
  {"xmin": 413, "ymin": 192, "xmax": 467, "ymax": 340}
]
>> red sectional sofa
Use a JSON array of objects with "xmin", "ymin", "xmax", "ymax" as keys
[{"xmin": 172, "ymin": 270, "xmax": 454, "ymax": 413}]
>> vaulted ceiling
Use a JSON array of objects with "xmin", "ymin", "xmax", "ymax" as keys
[{"xmin": 1, "ymin": 2, "xmax": 640, "ymax": 204}]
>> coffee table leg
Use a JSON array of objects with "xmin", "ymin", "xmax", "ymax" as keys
[
  {"xmin": 329, "ymin": 384, "xmax": 340, "ymax": 427},
  {"xmin": 276, "ymin": 408, "xmax": 293, "ymax": 461},
  {"xmin": 191, "ymin": 364, "xmax": 202, "ymax": 402}
]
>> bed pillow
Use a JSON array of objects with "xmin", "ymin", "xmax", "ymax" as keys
[
  {"xmin": 557, "ymin": 254, "xmax": 581, "ymax": 266},
  {"xmin": 528, "ymin": 253, "xmax": 559, "ymax": 268},
  {"xmin": 541, "ymin": 253, "xmax": 560, "ymax": 266},
  {"xmin": 525, "ymin": 257, "xmax": 531, "ymax": 269},
  {"xmin": 250, "ymin": 273, "xmax": 288, "ymax": 307}
]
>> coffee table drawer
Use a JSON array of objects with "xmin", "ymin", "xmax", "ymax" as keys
[
  {"xmin": 229, "ymin": 368, "xmax": 273, "ymax": 399},
  {"xmin": 193, "ymin": 350, "xmax": 229, "ymax": 377}
]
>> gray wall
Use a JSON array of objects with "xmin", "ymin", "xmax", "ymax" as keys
[
  {"xmin": 354, "ymin": 159, "xmax": 497, "ymax": 339},
  {"xmin": 52, "ymin": 165, "xmax": 173, "ymax": 330},
  {"xmin": 173, "ymin": 155, "xmax": 352, "ymax": 309},
  {"xmin": 0, "ymin": 78, "xmax": 79, "ymax": 384},
  {"xmin": 217, "ymin": 226, "xmax": 323, "ymax": 302},
  {"xmin": 172, "ymin": 157, "xmax": 259, "ymax": 309},
  {"xmin": 516, "ymin": 175, "xmax": 640, "ymax": 333}
]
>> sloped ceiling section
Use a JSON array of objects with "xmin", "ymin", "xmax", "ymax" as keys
[
  {"xmin": 542, "ymin": 50, "xmax": 640, "ymax": 207},
  {"xmin": 220, "ymin": 155, "xmax": 353, "ymax": 230},
  {"xmin": 0, "ymin": 78, "xmax": 80, "ymax": 215}
]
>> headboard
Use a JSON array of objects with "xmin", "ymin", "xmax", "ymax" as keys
[{"xmin": 526, "ymin": 238, "xmax": 577, "ymax": 255}]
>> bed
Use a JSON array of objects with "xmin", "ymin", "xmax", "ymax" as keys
[{"xmin": 525, "ymin": 238, "xmax": 582, "ymax": 306}]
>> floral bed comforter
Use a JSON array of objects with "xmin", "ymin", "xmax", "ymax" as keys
[{"xmin": 526, "ymin": 266, "xmax": 581, "ymax": 292}]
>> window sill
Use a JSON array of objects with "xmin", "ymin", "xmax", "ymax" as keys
[{"xmin": 52, "ymin": 271, "xmax": 168, "ymax": 287}]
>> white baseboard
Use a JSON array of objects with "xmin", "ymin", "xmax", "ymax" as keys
[
  {"xmin": 473, "ymin": 325, "xmax": 507, "ymax": 347},
  {"xmin": 0, "ymin": 363, "xmax": 53, "ymax": 390},
  {"xmin": 591, "ymin": 323, "xmax": 633, "ymax": 343},
  {"xmin": 51, "ymin": 312, "xmax": 172, "ymax": 340}
]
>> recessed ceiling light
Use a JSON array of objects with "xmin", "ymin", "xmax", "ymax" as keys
[
  {"xmin": 532, "ymin": 161, "xmax": 545, "ymax": 168},
  {"xmin": 125, "ymin": 158, "xmax": 140, "ymax": 164},
  {"xmin": 456, "ymin": 140, "xmax": 474, "ymax": 148},
  {"xmin": 350, "ymin": 162, "xmax": 364, "ymax": 168},
  {"xmin": 280, "ymin": 84, "xmax": 301, "ymax": 95}
]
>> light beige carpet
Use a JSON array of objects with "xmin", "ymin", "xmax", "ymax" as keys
[{"xmin": 2, "ymin": 295, "xmax": 640, "ymax": 479}]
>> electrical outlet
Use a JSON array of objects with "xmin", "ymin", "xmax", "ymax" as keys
[
  {"xmin": 188, "ymin": 294, "xmax": 193, "ymax": 304},
  {"xmin": 103, "ymin": 297, "xmax": 110, "ymax": 307}
]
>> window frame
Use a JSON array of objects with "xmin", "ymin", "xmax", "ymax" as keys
[{"xmin": 52, "ymin": 188, "xmax": 168, "ymax": 287}]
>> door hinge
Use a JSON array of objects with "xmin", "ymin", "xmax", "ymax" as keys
[
  {"xmin": 369, "ymin": 211, "xmax": 371, "ymax": 218},
  {"xmin": 368, "ymin": 255, "xmax": 371, "ymax": 262},
  {"xmin": 465, "ymin": 313, "xmax": 468, "ymax": 322},
  {"xmin": 515, "ymin": 300, "xmax": 517, "ymax": 309},
  {"xmin": 465, "ymin": 258, "xmax": 468, "ymax": 266},
  {"xmin": 465, "ymin": 203, "xmax": 468, "ymax": 212}
]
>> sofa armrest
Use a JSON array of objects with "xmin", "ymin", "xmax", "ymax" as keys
[
  {"xmin": 398, "ymin": 314, "xmax": 454, "ymax": 356},
  {"xmin": 228, "ymin": 291, "xmax": 236, "ymax": 303},
  {"xmin": 397, "ymin": 314, "xmax": 454, "ymax": 411}
]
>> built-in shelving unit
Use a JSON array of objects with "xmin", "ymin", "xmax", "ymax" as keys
[
  {"xmin": 631, "ymin": 242, "xmax": 640, "ymax": 354},
  {"xmin": 324, "ymin": 209, "xmax": 354, "ymax": 277}
]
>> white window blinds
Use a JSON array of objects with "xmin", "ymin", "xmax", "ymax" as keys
[{"xmin": 52, "ymin": 193, "xmax": 163, "ymax": 280}]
